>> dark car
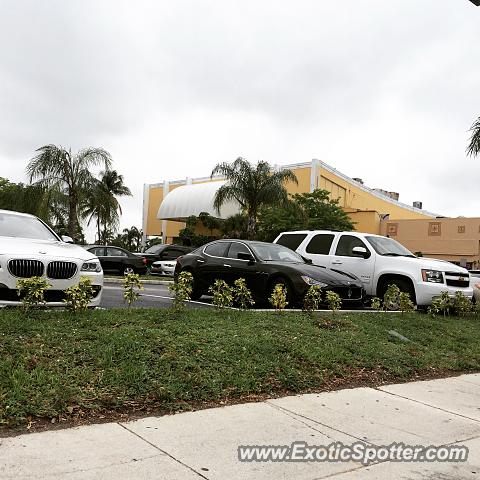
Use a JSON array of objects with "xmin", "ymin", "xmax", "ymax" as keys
[
  {"xmin": 174, "ymin": 239, "xmax": 364, "ymax": 307},
  {"xmin": 85, "ymin": 245, "xmax": 148, "ymax": 275},
  {"xmin": 140, "ymin": 244, "xmax": 193, "ymax": 270}
]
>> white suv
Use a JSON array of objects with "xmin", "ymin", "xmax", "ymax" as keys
[
  {"xmin": 0, "ymin": 209, "xmax": 103, "ymax": 307},
  {"xmin": 274, "ymin": 230, "xmax": 472, "ymax": 306}
]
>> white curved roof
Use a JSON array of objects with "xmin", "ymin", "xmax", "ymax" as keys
[{"xmin": 157, "ymin": 181, "xmax": 241, "ymax": 220}]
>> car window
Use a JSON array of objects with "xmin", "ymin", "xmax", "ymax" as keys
[
  {"xmin": 106, "ymin": 247, "xmax": 128, "ymax": 257},
  {"xmin": 0, "ymin": 212, "xmax": 59, "ymax": 241},
  {"xmin": 204, "ymin": 242, "xmax": 229, "ymax": 257},
  {"xmin": 305, "ymin": 234, "xmax": 335, "ymax": 255},
  {"xmin": 250, "ymin": 242, "xmax": 304, "ymax": 263},
  {"xmin": 163, "ymin": 248, "xmax": 185, "ymax": 259},
  {"xmin": 335, "ymin": 235, "xmax": 370, "ymax": 257},
  {"xmin": 145, "ymin": 245, "xmax": 166, "ymax": 254},
  {"xmin": 226, "ymin": 242, "xmax": 251, "ymax": 259},
  {"xmin": 89, "ymin": 247, "xmax": 105, "ymax": 256},
  {"xmin": 275, "ymin": 233, "xmax": 307, "ymax": 251}
]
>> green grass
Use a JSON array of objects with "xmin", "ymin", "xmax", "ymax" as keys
[{"xmin": 1, "ymin": 308, "xmax": 479, "ymax": 430}]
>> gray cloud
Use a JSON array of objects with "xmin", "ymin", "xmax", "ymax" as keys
[{"xmin": 0, "ymin": 0, "xmax": 478, "ymax": 234}]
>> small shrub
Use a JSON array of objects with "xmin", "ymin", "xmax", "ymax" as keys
[
  {"xmin": 123, "ymin": 273, "xmax": 143, "ymax": 308},
  {"xmin": 325, "ymin": 290, "xmax": 342, "ymax": 314},
  {"xmin": 209, "ymin": 279, "xmax": 234, "ymax": 308},
  {"xmin": 16, "ymin": 276, "xmax": 51, "ymax": 311},
  {"xmin": 398, "ymin": 291, "xmax": 415, "ymax": 313},
  {"xmin": 169, "ymin": 271, "xmax": 193, "ymax": 310},
  {"xmin": 383, "ymin": 284, "xmax": 401, "ymax": 311},
  {"xmin": 428, "ymin": 291, "xmax": 453, "ymax": 317},
  {"xmin": 452, "ymin": 292, "xmax": 474, "ymax": 316},
  {"xmin": 303, "ymin": 285, "xmax": 323, "ymax": 313},
  {"xmin": 233, "ymin": 278, "xmax": 255, "ymax": 309},
  {"xmin": 64, "ymin": 277, "xmax": 95, "ymax": 312},
  {"xmin": 370, "ymin": 297, "xmax": 382, "ymax": 310},
  {"xmin": 269, "ymin": 283, "xmax": 288, "ymax": 311}
]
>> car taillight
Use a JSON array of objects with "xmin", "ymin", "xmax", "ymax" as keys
[{"xmin": 142, "ymin": 257, "xmax": 147, "ymax": 265}]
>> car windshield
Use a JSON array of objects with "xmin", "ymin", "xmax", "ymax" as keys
[
  {"xmin": 0, "ymin": 212, "xmax": 59, "ymax": 241},
  {"xmin": 250, "ymin": 242, "xmax": 304, "ymax": 263},
  {"xmin": 145, "ymin": 244, "xmax": 166, "ymax": 254},
  {"xmin": 366, "ymin": 236, "xmax": 416, "ymax": 257}
]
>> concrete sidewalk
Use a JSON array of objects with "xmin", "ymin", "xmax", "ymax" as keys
[{"xmin": 2, "ymin": 374, "xmax": 480, "ymax": 479}]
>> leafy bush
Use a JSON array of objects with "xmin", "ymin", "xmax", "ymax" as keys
[
  {"xmin": 428, "ymin": 291, "xmax": 453, "ymax": 317},
  {"xmin": 209, "ymin": 279, "xmax": 234, "ymax": 308},
  {"xmin": 269, "ymin": 283, "xmax": 288, "ymax": 311},
  {"xmin": 383, "ymin": 284, "xmax": 401, "ymax": 311},
  {"xmin": 325, "ymin": 290, "xmax": 342, "ymax": 313},
  {"xmin": 169, "ymin": 271, "xmax": 193, "ymax": 310},
  {"xmin": 370, "ymin": 297, "xmax": 382, "ymax": 310},
  {"xmin": 123, "ymin": 273, "xmax": 143, "ymax": 308},
  {"xmin": 303, "ymin": 285, "xmax": 323, "ymax": 313},
  {"xmin": 64, "ymin": 277, "xmax": 95, "ymax": 312},
  {"xmin": 398, "ymin": 292, "xmax": 415, "ymax": 313},
  {"xmin": 233, "ymin": 278, "xmax": 255, "ymax": 309},
  {"xmin": 16, "ymin": 276, "xmax": 51, "ymax": 311},
  {"xmin": 452, "ymin": 292, "xmax": 474, "ymax": 316}
]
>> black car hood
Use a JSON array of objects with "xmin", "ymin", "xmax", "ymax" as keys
[{"xmin": 270, "ymin": 262, "xmax": 362, "ymax": 287}]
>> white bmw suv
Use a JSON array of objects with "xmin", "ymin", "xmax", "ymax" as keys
[{"xmin": 0, "ymin": 209, "xmax": 103, "ymax": 307}]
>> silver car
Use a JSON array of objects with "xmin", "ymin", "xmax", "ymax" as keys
[{"xmin": 151, "ymin": 260, "xmax": 176, "ymax": 276}]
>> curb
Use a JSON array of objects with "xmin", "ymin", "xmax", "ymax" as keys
[{"xmin": 104, "ymin": 278, "xmax": 173, "ymax": 286}]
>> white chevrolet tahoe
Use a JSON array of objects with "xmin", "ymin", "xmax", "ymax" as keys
[
  {"xmin": 0, "ymin": 209, "xmax": 103, "ymax": 307},
  {"xmin": 274, "ymin": 230, "xmax": 472, "ymax": 306}
]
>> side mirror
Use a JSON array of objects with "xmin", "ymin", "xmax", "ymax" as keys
[
  {"xmin": 237, "ymin": 252, "xmax": 255, "ymax": 263},
  {"xmin": 301, "ymin": 256, "xmax": 313, "ymax": 265},
  {"xmin": 352, "ymin": 246, "xmax": 368, "ymax": 258},
  {"xmin": 61, "ymin": 235, "xmax": 74, "ymax": 244}
]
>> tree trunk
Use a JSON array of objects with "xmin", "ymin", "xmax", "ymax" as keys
[
  {"xmin": 97, "ymin": 218, "xmax": 101, "ymax": 244},
  {"xmin": 68, "ymin": 188, "xmax": 78, "ymax": 242},
  {"xmin": 246, "ymin": 210, "xmax": 257, "ymax": 240}
]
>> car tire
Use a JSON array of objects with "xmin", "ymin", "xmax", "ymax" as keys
[
  {"xmin": 268, "ymin": 277, "xmax": 295, "ymax": 308},
  {"xmin": 377, "ymin": 277, "xmax": 416, "ymax": 310},
  {"xmin": 123, "ymin": 266, "xmax": 136, "ymax": 275}
]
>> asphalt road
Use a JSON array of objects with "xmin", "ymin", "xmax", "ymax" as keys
[{"xmin": 100, "ymin": 282, "xmax": 214, "ymax": 309}]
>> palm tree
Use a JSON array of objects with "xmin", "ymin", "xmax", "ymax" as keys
[
  {"xmin": 81, "ymin": 170, "xmax": 132, "ymax": 243},
  {"xmin": 211, "ymin": 158, "xmax": 298, "ymax": 239},
  {"xmin": 27, "ymin": 145, "xmax": 112, "ymax": 241},
  {"xmin": 467, "ymin": 116, "xmax": 480, "ymax": 157}
]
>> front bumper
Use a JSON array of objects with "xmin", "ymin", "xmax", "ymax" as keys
[
  {"xmin": 0, "ymin": 263, "xmax": 103, "ymax": 307},
  {"xmin": 415, "ymin": 281, "xmax": 473, "ymax": 306},
  {"xmin": 151, "ymin": 263, "xmax": 176, "ymax": 276}
]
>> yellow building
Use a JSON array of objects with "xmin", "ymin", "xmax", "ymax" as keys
[
  {"xmin": 380, "ymin": 217, "xmax": 480, "ymax": 269},
  {"xmin": 142, "ymin": 159, "xmax": 437, "ymax": 244}
]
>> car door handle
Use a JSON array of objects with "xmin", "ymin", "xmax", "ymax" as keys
[
  {"xmin": 223, "ymin": 264, "xmax": 232, "ymax": 267},
  {"xmin": 197, "ymin": 259, "xmax": 205, "ymax": 263},
  {"xmin": 332, "ymin": 261, "xmax": 343, "ymax": 265}
]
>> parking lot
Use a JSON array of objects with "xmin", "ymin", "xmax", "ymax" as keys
[{"xmin": 100, "ymin": 281, "xmax": 214, "ymax": 309}]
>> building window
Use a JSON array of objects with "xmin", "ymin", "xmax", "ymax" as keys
[
  {"xmin": 428, "ymin": 222, "xmax": 441, "ymax": 236},
  {"xmin": 387, "ymin": 223, "xmax": 398, "ymax": 236},
  {"xmin": 458, "ymin": 225, "xmax": 466, "ymax": 234}
]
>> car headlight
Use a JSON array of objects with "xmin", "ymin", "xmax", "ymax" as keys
[
  {"xmin": 421, "ymin": 269, "xmax": 444, "ymax": 283},
  {"xmin": 81, "ymin": 260, "xmax": 102, "ymax": 273},
  {"xmin": 301, "ymin": 276, "xmax": 328, "ymax": 287}
]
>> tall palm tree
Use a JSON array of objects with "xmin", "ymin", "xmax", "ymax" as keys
[
  {"xmin": 211, "ymin": 158, "xmax": 298, "ymax": 239},
  {"xmin": 27, "ymin": 145, "xmax": 112, "ymax": 241},
  {"xmin": 81, "ymin": 170, "xmax": 132, "ymax": 243},
  {"xmin": 467, "ymin": 116, "xmax": 480, "ymax": 157}
]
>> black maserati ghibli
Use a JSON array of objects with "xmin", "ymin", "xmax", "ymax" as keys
[{"xmin": 174, "ymin": 239, "xmax": 364, "ymax": 307}]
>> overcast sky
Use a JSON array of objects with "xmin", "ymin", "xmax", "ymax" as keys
[{"xmin": 0, "ymin": 0, "xmax": 479, "ymax": 238}]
